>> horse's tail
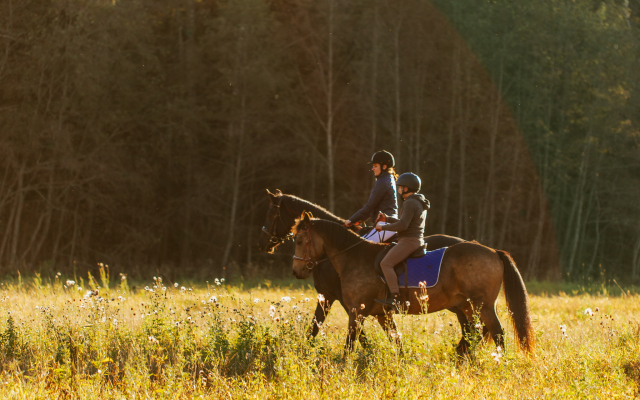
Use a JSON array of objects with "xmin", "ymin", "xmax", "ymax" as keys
[{"xmin": 498, "ymin": 250, "xmax": 535, "ymax": 353}]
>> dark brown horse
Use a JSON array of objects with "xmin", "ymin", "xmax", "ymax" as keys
[
  {"xmin": 292, "ymin": 213, "xmax": 535, "ymax": 354},
  {"xmin": 257, "ymin": 190, "xmax": 467, "ymax": 350}
]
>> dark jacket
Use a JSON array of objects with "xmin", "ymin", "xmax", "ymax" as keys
[
  {"xmin": 382, "ymin": 194, "xmax": 429, "ymax": 239},
  {"xmin": 349, "ymin": 171, "xmax": 398, "ymax": 223}
]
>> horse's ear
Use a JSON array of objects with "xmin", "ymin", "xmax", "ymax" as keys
[
  {"xmin": 266, "ymin": 189, "xmax": 276, "ymax": 202},
  {"xmin": 275, "ymin": 189, "xmax": 282, "ymax": 195},
  {"xmin": 303, "ymin": 211, "xmax": 313, "ymax": 225}
]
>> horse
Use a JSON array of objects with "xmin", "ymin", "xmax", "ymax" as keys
[
  {"xmin": 292, "ymin": 213, "xmax": 535, "ymax": 354},
  {"xmin": 257, "ymin": 189, "xmax": 477, "ymax": 354}
]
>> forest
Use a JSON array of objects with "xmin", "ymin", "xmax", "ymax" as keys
[{"xmin": 0, "ymin": 0, "xmax": 638, "ymax": 283}]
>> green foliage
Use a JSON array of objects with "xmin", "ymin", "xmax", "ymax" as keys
[{"xmin": 1, "ymin": 315, "xmax": 19, "ymax": 360}]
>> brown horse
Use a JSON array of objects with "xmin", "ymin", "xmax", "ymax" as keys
[
  {"xmin": 292, "ymin": 213, "xmax": 535, "ymax": 354},
  {"xmin": 257, "ymin": 190, "xmax": 467, "ymax": 350}
]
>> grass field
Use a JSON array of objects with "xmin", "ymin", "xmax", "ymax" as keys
[{"xmin": 0, "ymin": 269, "xmax": 639, "ymax": 399}]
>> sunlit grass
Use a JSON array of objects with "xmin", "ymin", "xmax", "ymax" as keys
[{"xmin": 0, "ymin": 272, "xmax": 638, "ymax": 398}]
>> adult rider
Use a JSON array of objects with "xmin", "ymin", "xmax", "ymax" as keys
[
  {"xmin": 344, "ymin": 150, "xmax": 399, "ymax": 243},
  {"xmin": 374, "ymin": 172, "xmax": 430, "ymax": 308}
]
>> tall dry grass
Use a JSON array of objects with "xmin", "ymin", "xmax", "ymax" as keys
[{"xmin": 0, "ymin": 270, "xmax": 638, "ymax": 398}]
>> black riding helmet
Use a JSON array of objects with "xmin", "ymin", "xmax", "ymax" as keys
[
  {"xmin": 368, "ymin": 150, "xmax": 395, "ymax": 168},
  {"xmin": 396, "ymin": 172, "xmax": 421, "ymax": 192}
]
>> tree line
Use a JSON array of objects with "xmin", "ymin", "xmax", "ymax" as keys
[{"xmin": 0, "ymin": 0, "xmax": 638, "ymax": 282}]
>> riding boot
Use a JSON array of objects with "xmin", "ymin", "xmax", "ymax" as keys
[{"xmin": 375, "ymin": 292, "xmax": 400, "ymax": 311}]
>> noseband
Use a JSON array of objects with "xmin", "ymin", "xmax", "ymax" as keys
[
  {"xmin": 262, "ymin": 198, "xmax": 293, "ymax": 247},
  {"xmin": 292, "ymin": 229, "xmax": 324, "ymax": 270}
]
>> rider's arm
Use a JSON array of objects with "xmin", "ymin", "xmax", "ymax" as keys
[
  {"xmin": 348, "ymin": 176, "xmax": 388, "ymax": 223},
  {"xmin": 381, "ymin": 202, "xmax": 417, "ymax": 233}
]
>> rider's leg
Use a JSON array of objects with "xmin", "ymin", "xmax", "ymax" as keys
[{"xmin": 378, "ymin": 237, "xmax": 423, "ymax": 301}]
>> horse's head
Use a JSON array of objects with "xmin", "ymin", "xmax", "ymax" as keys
[
  {"xmin": 258, "ymin": 189, "xmax": 293, "ymax": 253},
  {"xmin": 292, "ymin": 212, "xmax": 324, "ymax": 279}
]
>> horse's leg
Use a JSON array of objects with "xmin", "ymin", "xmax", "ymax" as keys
[
  {"xmin": 480, "ymin": 306, "xmax": 504, "ymax": 349},
  {"xmin": 344, "ymin": 313, "xmax": 360, "ymax": 352},
  {"xmin": 450, "ymin": 307, "xmax": 472, "ymax": 357},
  {"xmin": 307, "ymin": 297, "xmax": 333, "ymax": 338}
]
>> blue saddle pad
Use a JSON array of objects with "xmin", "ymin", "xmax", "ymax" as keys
[{"xmin": 398, "ymin": 247, "xmax": 447, "ymax": 288}]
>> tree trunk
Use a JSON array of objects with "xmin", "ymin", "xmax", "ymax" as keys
[
  {"xmin": 326, "ymin": 0, "xmax": 335, "ymax": 213},
  {"xmin": 393, "ymin": 6, "xmax": 402, "ymax": 163},
  {"xmin": 498, "ymin": 138, "xmax": 521, "ymax": 249},
  {"xmin": 31, "ymin": 161, "xmax": 56, "ymax": 265},
  {"xmin": 370, "ymin": 0, "xmax": 379, "ymax": 155},
  {"xmin": 566, "ymin": 143, "xmax": 590, "ymax": 276},
  {"xmin": 9, "ymin": 161, "xmax": 26, "ymax": 267},
  {"xmin": 440, "ymin": 44, "xmax": 459, "ymax": 234},
  {"xmin": 221, "ymin": 54, "xmax": 247, "ymax": 274}
]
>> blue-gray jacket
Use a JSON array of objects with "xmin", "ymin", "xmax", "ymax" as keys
[{"xmin": 349, "ymin": 171, "xmax": 398, "ymax": 223}]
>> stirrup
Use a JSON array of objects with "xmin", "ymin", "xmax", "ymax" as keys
[{"xmin": 375, "ymin": 294, "xmax": 399, "ymax": 312}]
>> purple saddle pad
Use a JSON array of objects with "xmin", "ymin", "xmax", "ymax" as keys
[{"xmin": 398, "ymin": 247, "xmax": 447, "ymax": 288}]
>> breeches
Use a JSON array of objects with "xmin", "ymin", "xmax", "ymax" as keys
[{"xmin": 380, "ymin": 237, "xmax": 423, "ymax": 293}]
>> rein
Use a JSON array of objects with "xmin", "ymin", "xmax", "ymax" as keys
[{"xmin": 293, "ymin": 228, "xmax": 364, "ymax": 270}]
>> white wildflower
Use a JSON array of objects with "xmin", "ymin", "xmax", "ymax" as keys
[
  {"xmin": 181, "ymin": 286, "xmax": 186, "ymax": 291},
  {"xmin": 281, "ymin": 296, "xmax": 291, "ymax": 303},
  {"xmin": 208, "ymin": 296, "xmax": 217, "ymax": 303},
  {"xmin": 317, "ymin": 294, "xmax": 325, "ymax": 304},
  {"xmin": 174, "ymin": 283, "xmax": 179, "ymax": 288},
  {"xmin": 269, "ymin": 305, "xmax": 276, "ymax": 318},
  {"xmin": 253, "ymin": 298, "xmax": 260, "ymax": 303},
  {"xmin": 66, "ymin": 280, "xmax": 75, "ymax": 287},
  {"xmin": 584, "ymin": 308, "xmax": 594, "ymax": 316},
  {"xmin": 304, "ymin": 298, "xmax": 310, "ymax": 302}
]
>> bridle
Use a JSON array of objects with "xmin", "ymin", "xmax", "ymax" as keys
[
  {"xmin": 293, "ymin": 228, "xmax": 364, "ymax": 270},
  {"xmin": 261, "ymin": 197, "xmax": 293, "ymax": 247}
]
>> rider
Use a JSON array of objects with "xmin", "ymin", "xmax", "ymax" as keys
[
  {"xmin": 374, "ymin": 172, "xmax": 430, "ymax": 308},
  {"xmin": 344, "ymin": 150, "xmax": 398, "ymax": 243}
]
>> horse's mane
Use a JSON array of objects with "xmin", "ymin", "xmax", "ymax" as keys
[
  {"xmin": 294, "ymin": 218, "xmax": 382, "ymax": 252},
  {"xmin": 279, "ymin": 194, "xmax": 345, "ymax": 224}
]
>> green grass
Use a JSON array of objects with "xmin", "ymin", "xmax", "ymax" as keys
[{"xmin": 0, "ymin": 273, "xmax": 639, "ymax": 398}]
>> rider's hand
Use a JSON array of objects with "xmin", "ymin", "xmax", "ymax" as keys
[
  {"xmin": 375, "ymin": 222, "xmax": 385, "ymax": 231},
  {"xmin": 375, "ymin": 212, "xmax": 387, "ymax": 224},
  {"xmin": 344, "ymin": 220, "xmax": 353, "ymax": 228}
]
